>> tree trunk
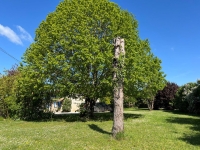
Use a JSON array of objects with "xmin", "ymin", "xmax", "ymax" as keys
[
  {"xmin": 89, "ymin": 98, "xmax": 95, "ymax": 118},
  {"xmin": 147, "ymin": 99, "xmax": 154, "ymax": 111},
  {"xmin": 83, "ymin": 97, "xmax": 95, "ymax": 118},
  {"xmin": 112, "ymin": 37, "xmax": 125, "ymax": 137}
]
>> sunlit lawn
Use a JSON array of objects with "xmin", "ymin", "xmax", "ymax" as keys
[{"xmin": 1, "ymin": 108, "xmax": 200, "ymax": 150}]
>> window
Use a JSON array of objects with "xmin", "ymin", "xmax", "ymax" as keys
[
  {"xmin": 54, "ymin": 102, "xmax": 57, "ymax": 108},
  {"xmin": 57, "ymin": 101, "xmax": 61, "ymax": 107}
]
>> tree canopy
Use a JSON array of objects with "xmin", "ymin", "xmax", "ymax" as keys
[
  {"xmin": 9, "ymin": 0, "xmax": 167, "ymax": 122},
  {"xmin": 22, "ymin": 0, "xmax": 165, "ymax": 101}
]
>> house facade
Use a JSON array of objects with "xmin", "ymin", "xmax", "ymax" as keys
[{"xmin": 50, "ymin": 97, "xmax": 85, "ymax": 113}]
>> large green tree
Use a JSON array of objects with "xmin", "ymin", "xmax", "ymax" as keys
[
  {"xmin": 23, "ymin": 0, "xmax": 146, "ymax": 99},
  {"xmin": 21, "ymin": 0, "xmax": 165, "ymax": 136}
]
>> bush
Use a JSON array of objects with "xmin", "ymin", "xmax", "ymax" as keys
[
  {"xmin": 174, "ymin": 81, "xmax": 200, "ymax": 113},
  {"xmin": 187, "ymin": 83, "xmax": 200, "ymax": 113},
  {"xmin": 154, "ymin": 82, "xmax": 179, "ymax": 110},
  {"xmin": 62, "ymin": 98, "xmax": 71, "ymax": 112},
  {"xmin": 79, "ymin": 103, "xmax": 89, "ymax": 118},
  {"xmin": 0, "ymin": 66, "xmax": 20, "ymax": 119},
  {"xmin": 174, "ymin": 90, "xmax": 189, "ymax": 112},
  {"xmin": 135, "ymin": 98, "xmax": 148, "ymax": 108},
  {"xmin": 124, "ymin": 97, "xmax": 137, "ymax": 108},
  {"xmin": 100, "ymin": 97, "xmax": 111, "ymax": 105}
]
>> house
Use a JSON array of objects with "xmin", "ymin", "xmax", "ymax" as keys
[
  {"xmin": 50, "ymin": 97, "xmax": 85, "ymax": 113},
  {"xmin": 50, "ymin": 97, "xmax": 104, "ymax": 113}
]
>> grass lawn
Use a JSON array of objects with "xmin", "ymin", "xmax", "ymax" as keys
[{"xmin": 1, "ymin": 108, "xmax": 200, "ymax": 150}]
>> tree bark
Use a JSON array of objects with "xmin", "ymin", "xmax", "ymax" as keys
[
  {"xmin": 89, "ymin": 98, "xmax": 95, "ymax": 118},
  {"xmin": 147, "ymin": 99, "xmax": 154, "ymax": 111},
  {"xmin": 82, "ymin": 97, "xmax": 95, "ymax": 118},
  {"xmin": 112, "ymin": 37, "xmax": 125, "ymax": 137}
]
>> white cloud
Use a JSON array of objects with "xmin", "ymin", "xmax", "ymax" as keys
[
  {"xmin": 0, "ymin": 24, "xmax": 22, "ymax": 45},
  {"xmin": 0, "ymin": 24, "xmax": 33, "ymax": 45},
  {"xmin": 16, "ymin": 25, "xmax": 33, "ymax": 43}
]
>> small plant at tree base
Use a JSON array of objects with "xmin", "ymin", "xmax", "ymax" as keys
[
  {"xmin": 0, "ymin": 116, "xmax": 4, "ymax": 121},
  {"xmin": 115, "ymin": 131, "xmax": 125, "ymax": 140}
]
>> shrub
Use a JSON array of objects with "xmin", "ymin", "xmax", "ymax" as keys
[
  {"xmin": 124, "ymin": 97, "xmax": 137, "ymax": 108},
  {"xmin": 154, "ymin": 82, "xmax": 179, "ymax": 110},
  {"xmin": 174, "ymin": 86, "xmax": 189, "ymax": 112},
  {"xmin": 174, "ymin": 81, "xmax": 200, "ymax": 113},
  {"xmin": 62, "ymin": 98, "xmax": 71, "ymax": 112},
  {"xmin": 101, "ymin": 97, "xmax": 111, "ymax": 105}
]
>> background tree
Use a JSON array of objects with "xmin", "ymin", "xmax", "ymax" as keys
[
  {"xmin": 174, "ymin": 81, "xmax": 200, "ymax": 113},
  {"xmin": 0, "ymin": 65, "xmax": 20, "ymax": 118},
  {"xmin": 129, "ymin": 40, "xmax": 166, "ymax": 110},
  {"xmin": 16, "ymin": 65, "xmax": 55, "ymax": 120},
  {"xmin": 189, "ymin": 80, "xmax": 200, "ymax": 113},
  {"xmin": 154, "ymin": 82, "xmax": 179, "ymax": 110},
  {"xmin": 124, "ymin": 97, "xmax": 137, "ymax": 108}
]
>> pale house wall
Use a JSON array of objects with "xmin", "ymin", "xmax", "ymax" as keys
[
  {"xmin": 70, "ymin": 97, "xmax": 85, "ymax": 112},
  {"xmin": 49, "ymin": 97, "xmax": 85, "ymax": 113}
]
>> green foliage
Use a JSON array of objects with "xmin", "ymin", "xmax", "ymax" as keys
[
  {"xmin": 23, "ymin": 0, "xmax": 165, "ymax": 103},
  {"xmin": 24, "ymin": 0, "xmax": 132, "ymax": 101},
  {"xmin": 79, "ymin": 103, "xmax": 89, "ymax": 119},
  {"xmin": 0, "ymin": 116, "xmax": 4, "ymax": 121},
  {"xmin": 0, "ymin": 66, "xmax": 20, "ymax": 119},
  {"xmin": 101, "ymin": 97, "xmax": 111, "ymax": 105},
  {"xmin": 16, "ymin": 66, "xmax": 53, "ymax": 120},
  {"xmin": 124, "ymin": 97, "xmax": 137, "ymax": 108},
  {"xmin": 115, "ymin": 131, "xmax": 125, "ymax": 140},
  {"xmin": 187, "ymin": 81, "xmax": 200, "ymax": 113},
  {"xmin": 154, "ymin": 82, "xmax": 179, "ymax": 110},
  {"xmin": 174, "ymin": 81, "xmax": 200, "ymax": 113},
  {"xmin": 62, "ymin": 98, "xmax": 71, "ymax": 112},
  {"xmin": 12, "ymin": 0, "xmax": 166, "ymax": 120},
  {"xmin": 130, "ymin": 41, "xmax": 166, "ymax": 110}
]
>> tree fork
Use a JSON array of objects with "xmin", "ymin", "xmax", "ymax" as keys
[{"xmin": 112, "ymin": 37, "xmax": 125, "ymax": 137}]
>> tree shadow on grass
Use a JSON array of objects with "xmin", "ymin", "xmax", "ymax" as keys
[
  {"xmin": 166, "ymin": 116, "xmax": 200, "ymax": 146},
  {"xmin": 87, "ymin": 113, "xmax": 143, "ymax": 135},
  {"xmin": 32, "ymin": 112, "xmax": 143, "ymax": 122},
  {"xmin": 162, "ymin": 109, "xmax": 200, "ymax": 117},
  {"xmin": 88, "ymin": 124, "xmax": 111, "ymax": 135}
]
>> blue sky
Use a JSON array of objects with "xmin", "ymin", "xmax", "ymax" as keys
[{"xmin": 0, "ymin": 0, "xmax": 200, "ymax": 86}]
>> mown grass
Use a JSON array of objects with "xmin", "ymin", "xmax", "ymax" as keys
[{"xmin": 0, "ymin": 109, "xmax": 200, "ymax": 150}]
